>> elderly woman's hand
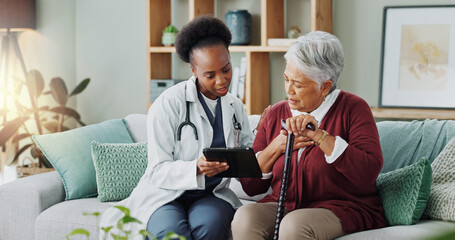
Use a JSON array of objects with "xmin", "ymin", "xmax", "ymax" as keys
[
  {"xmin": 197, "ymin": 156, "xmax": 229, "ymax": 177},
  {"xmin": 286, "ymin": 114, "xmax": 319, "ymax": 139}
]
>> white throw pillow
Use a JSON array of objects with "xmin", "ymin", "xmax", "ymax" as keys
[{"xmin": 424, "ymin": 136, "xmax": 455, "ymax": 221}]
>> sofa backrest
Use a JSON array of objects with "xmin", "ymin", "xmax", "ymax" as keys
[
  {"xmin": 377, "ymin": 119, "xmax": 455, "ymax": 173},
  {"xmin": 124, "ymin": 114, "xmax": 147, "ymax": 142}
]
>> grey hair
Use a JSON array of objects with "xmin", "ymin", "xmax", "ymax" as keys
[{"xmin": 284, "ymin": 31, "xmax": 344, "ymax": 92}]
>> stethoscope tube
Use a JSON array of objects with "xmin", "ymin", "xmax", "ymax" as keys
[
  {"xmin": 177, "ymin": 101, "xmax": 198, "ymax": 141},
  {"xmin": 273, "ymin": 120, "xmax": 295, "ymax": 240}
]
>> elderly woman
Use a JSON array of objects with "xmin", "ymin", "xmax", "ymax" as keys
[{"xmin": 231, "ymin": 31, "xmax": 386, "ymax": 240}]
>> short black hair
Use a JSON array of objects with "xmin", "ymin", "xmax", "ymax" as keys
[{"xmin": 175, "ymin": 15, "xmax": 231, "ymax": 63}]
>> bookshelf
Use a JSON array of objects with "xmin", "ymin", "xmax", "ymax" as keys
[{"xmin": 146, "ymin": 0, "xmax": 333, "ymax": 114}]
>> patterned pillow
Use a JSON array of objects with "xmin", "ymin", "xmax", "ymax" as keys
[
  {"xmin": 91, "ymin": 141, "xmax": 148, "ymax": 202},
  {"xmin": 424, "ymin": 136, "xmax": 455, "ymax": 221},
  {"xmin": 376, "ymin": 157, "xmax": 432, "ymax": 225}
]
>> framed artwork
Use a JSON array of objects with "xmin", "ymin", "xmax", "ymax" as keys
[{"xmin": 379, "ymin": 5, "xmax": 455, "ymax": 109}]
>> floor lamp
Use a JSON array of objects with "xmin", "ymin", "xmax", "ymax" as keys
[{"xmin": 0, "ymin": 0, "xmax": 36, "ymax": 181}]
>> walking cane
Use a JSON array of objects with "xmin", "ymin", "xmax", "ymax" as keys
[{"xmin": 273, "ymin": 119, "xmax": 315, "ymax": 240}]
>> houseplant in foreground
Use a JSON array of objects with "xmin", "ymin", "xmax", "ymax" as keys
[{"xmin": 66, "ymin": 206, "xmax": 186, "ymax": 240}]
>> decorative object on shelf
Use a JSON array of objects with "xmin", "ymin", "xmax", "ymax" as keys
[
  {"xmin": 379, "ymin": 5, "xmax": 455, "ymax": 109},
  {"xmin": 267, "ymin": 38, "xmax": 296, "ymax": 46},
  {"xmin": 149, "ymin": 79, "xmax": 185, "ymax": 102},
  {"xmin": 225, "ymin": 9, "xmax": 252, "ymax": 45},
  {"xmin": 287, "ymin": 25, "xmax": 301, "ymax": 39},
  {"xmin": 161, "ymin": 25, "xmax": 178, "ymax": 46}
]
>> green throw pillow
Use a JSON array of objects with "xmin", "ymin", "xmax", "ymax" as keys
[
  {"xmin": 32, "ymin": 119, "xmax": 133, "ymax": 200},
  {"xmin": 91, "ymin": 141, "xmax": 148, "ymax": 202},
  {"xmin": 376, "ymin": 157, "xmax": 432, "ymax": 225},
  {"xmin": 424, "ymin": 136, "xmax": 455, "ymax": 221}
]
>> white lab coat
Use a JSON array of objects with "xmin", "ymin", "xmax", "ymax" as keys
[{"xmin": 99, "ymin": 77, "xmax": 254, "ymax": 239}]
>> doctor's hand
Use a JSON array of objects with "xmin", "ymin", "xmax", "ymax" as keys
[{"xmin": 197, "ymin": 156, "xmax": 229, "ymax": 177}]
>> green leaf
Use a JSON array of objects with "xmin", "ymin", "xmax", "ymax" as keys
[
  {"xmin": 114, "ymin": 206, "xmax": 131, "ymax": 216},
  {"xmin": 30, "ymin": 145, "xmax": 40, "ymax": 158},
  {"xmin": 139, "ymin": 230, "xmax": 156, "ymax": 239},
  {"xmin": 39, "ymin": 106, "xmax": 50, "ymax": 111},
  {"xmin": 119, "ymin": 216, "xmax": 141, "ymax": 225},
  {"xmin": 43, "ymin": 121, "xmax": 59, "ymax": 133},
  {"xmin": 111, "ymin": 233, "xmax": 128, "ymax": 240},
  {"xmin": 70, "ymin": 78, "xmax": 90, "ymax": 97},
  {"xmin": 14, "ymin": 100, "xmax": 28, "ymax": 114},
  {"xmin": 83, "ymin": 212, "xmax": 100, "ymax": 217},
  {"xmin": 50, "ymin": 77, "xmax": 68, "ymax": 106},
  {"xmin": 10, "ymin": 144, "xmax": 32, "ymax": 166},
  {"xmin": 26, "ymin": 70, "xmax": 45, "ymax": 99},
  {"xmin": 429, "ymin": 230, "xmax": 455, "ymax": 240},
  {"xmin": 76, "ymin": 118, "xmax": 86, "ymax": 126},
  {"xmin": 164, "ymin": 231, "xmax": 186, "ymax": 240},
  {"xmin": 0, "ymin": 117, "xmax": 28, "ymax": 146},
  {"xmin": 12, "ymin": 133, "xmax": 31, "ymax": 144},
  {"xmin": 66, "ymin": 228, "xmax": 90, "ymax": 238},
  {"xmin": 49, "ymin": 106, "xmax": 81, "ymax": 120},
  {"xmin": 101, "ymin": 226, "xmax": 113, "ymax": 234}
]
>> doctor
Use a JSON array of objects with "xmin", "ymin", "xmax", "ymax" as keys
[{"xmin": 100, "ymin": 16, "xmax": 253, "ymax": 240}]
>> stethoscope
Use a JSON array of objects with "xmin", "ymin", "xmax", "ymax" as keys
[{"xmin": 177, "ymin": 84, "xmax": 242, "ymax": 141}]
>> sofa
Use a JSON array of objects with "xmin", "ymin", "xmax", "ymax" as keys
[{"xmin": 1, "ymin": 114, "xmax": 455, "ymax": 240}]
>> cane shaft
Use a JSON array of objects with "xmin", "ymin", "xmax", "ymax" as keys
[{"xmin": 273, "ymin": 133, "xmax": 294, "ymax": 240}]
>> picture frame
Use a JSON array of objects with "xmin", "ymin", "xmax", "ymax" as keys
[{"xmin": 379, "ymin": 5, "xmax": 455, "ymax": 109}]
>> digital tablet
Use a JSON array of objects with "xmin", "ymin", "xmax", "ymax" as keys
[{"xmin": 202, "ymin": 147, "xmax": 262, "ymax": 178}]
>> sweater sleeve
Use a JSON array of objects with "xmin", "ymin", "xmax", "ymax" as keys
[
  {"xmin": 239, "ymin": 109, "xmax": 274, "ymax": 196},
  {"xmin": 331, "ymin": 98, "xmax": 383, "ymax": 189}
]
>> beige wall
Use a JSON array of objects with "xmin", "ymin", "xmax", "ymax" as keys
[{"xmin": 333, "ymin": 0, "xmax": 455, "ymax": 106}]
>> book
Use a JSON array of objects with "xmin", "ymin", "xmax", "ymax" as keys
[
  {"xmin": 237, "ymin": 57, "xmax": 247, "ymax": 102},
  {"xmin": 230, "ymin": 66, "xmax": 240, "ymax": 98}
]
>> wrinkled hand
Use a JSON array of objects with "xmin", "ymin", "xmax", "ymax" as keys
[
  {"xmin": 197, "ymin": 156, "xmax": 229, "ymax": 177},
  {"xmin": 285, "ymin": 114, "xmax": 318, "ymax": 139},
  {"xmin": 268, "ymin": 129, "xmax": 315, "ymax": 154}
]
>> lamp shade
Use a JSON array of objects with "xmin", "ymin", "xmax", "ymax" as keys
[{"xmin": 0, "ymin": 0, "xmax": 36, "ymax": 30}]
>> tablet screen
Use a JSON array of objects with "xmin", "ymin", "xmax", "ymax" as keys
[{"xmin": 203, "ymin": 147, "xmax": 262, "ymax": 178}]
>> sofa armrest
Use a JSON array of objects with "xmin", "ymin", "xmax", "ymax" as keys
[{"xmin": 0, "ymin": 171, "xmax": 65, "ymax": 240}]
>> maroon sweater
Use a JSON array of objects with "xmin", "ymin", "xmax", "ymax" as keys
[{"xmin": 240, "ymin": 91, "xmax": 386, "ymax": 233}]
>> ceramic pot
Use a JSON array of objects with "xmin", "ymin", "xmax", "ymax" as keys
[
  {"xmin": 162, "ymin": 32, "xmax": 177, "ymax": 46},
  {"xmin": 225, "ymin": 9, "xmax": 252, "ymax": 45}
]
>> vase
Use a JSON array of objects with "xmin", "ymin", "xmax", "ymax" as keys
[
  {"xmin": 162, "ymin": 32, "xmax": 177, "ymax": 46},
  {"xmin": 225, "ymin": 9, "xmax": 252, "ymax": 45}
]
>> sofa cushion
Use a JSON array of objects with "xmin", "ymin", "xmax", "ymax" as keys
[
  {"xmin": 377, "ymin": 119, "xmax": 455, "ymax": 173},
  {"xmin": 92, "ymin": 141, "xmax": 148, "ymax": 202},
  {"xmin": 33, "ymin": 119, "xmax": 134, "ymax": 200},
  {"xmin": 424, "ymin": 136, "xmax": 455, "ymax": 221},
  {"xmin": 336, "ymin": 220, "xmax": 455, "ymax": 240},
  {"xmin": 376, "ymin": 157, "xmax": 432, "ymax": 225},
  {"xmin": 35, "ymin": 198, "xmax": 111, "ymax": 240},
  {"xmin": 124, "ymin": 114, "xmax": 147, "ymax": 142}
]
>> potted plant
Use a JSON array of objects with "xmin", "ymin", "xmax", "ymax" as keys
[
  {"xmin": 0, "ymin": 69, "xmax": 90, "ymax": 173},
  {"xmin": 161, "ymin": 25, "xmax": 179, "ymax": 46}
]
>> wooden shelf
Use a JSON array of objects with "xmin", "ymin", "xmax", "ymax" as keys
[
  {"xmin": 149, "ymin": 45, "xmax": 290, "ymax": 53},
  {"xmin": 146, "ymin": 0, "xmax": 333, "ymax": 114},
  {"xmin": 371, "ymin": 107, "xmax": 455, "ymax": 120}
]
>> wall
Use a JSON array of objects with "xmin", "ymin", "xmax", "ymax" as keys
[
  {"xmin": 0, "ymin": 0, "xmax": 76, "ymax": 183},
  {"xmin": 75, "ymin": 0, "xmax": 147, "ymax": 124},
  {"xmin": 334, "ymin": 0, "xmax": 455, "ymax": 106}
]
